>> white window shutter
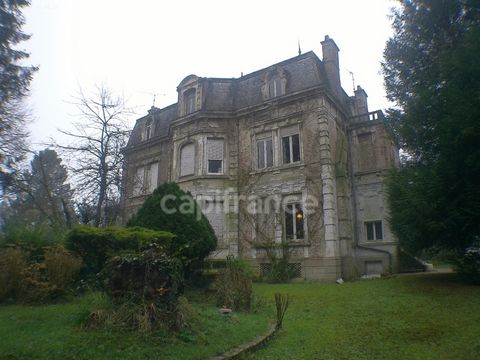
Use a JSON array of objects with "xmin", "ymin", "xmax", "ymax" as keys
[
  {"xmin": 149, "ymin": 162, "xmax": 158, "ymax": 192},
  {"xmin": 207, "ymin": 139, "xmax": 224, "ymax": 161},
  {"xmin": 280, "ymin": 125, "xmax": 299, "ymax": 137},
  {"xmin": 204, "ymin": 201, "xmax": 224, "ymax": 246},
  {"xmin": 180, "ymin": 143, "xmax": 195, "ymax": 176}
]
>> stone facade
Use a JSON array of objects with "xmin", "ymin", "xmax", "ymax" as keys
[{"xmin": 122, "ymin": 36, "xmax": 399, "ymax": 281}]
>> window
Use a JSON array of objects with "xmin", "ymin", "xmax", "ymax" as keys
[
  {"xmin": 132, "ymin": 163, "xmax": 158, "ymax": 196},
  {"xmin": 282, "ymin": 133, "xmax": 301, "ymax": 164},
  {"xmin": 184, "ymin": 89, "xmax": 196, "ymax": 115},
  {"xmin": 180, "ymin": 143, "xmax": 195, "ymax": 176},
  {"xmin": 202, "ymin": 200, "xmax": 225, "ymax": 247},
  {"xmin": 256, "ymin": 137, "xmax": 273, "ymax": 169},
  {"xmin": 357, "ymin": 132, "xmax": 376, "ymax": 171},
  {"xmin": 133, "ymin": 167, "xmax": 144, "ymax": 196},
  {"xmin": 143, "ymin": 118, "xmax": 153, "ymax": 140},
  {"xmin": 268, "ymin": 74, "xmax": 285, "ymax": 98},
  {"xmin": 254, "ymin": 197, "xmax": 276, "ymax": 243},
  {"xmin": 146, "ymin": 163, "xmax": 158, "ymax": 193},
  {"xmin": 207, "ymin": 139, "xmax": 224, "ymax": 174},
  {"xmin": 284, "ymin": 202, "xmax": 304, "ymax": 241},
  {"xmin": 365, "ymin": 221, "xmax": 383, "ymax": 241}
]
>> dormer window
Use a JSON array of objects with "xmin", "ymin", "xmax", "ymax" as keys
[
  {"xmin": 184, "ymin": 89, "xmax": 196, "ymax": 115},
  {"xmin": 268, "ymin": 75, "xmax": 284, "ymax": 98},
  {"xmin": 143, "ymin": 118, "xmax": 153, "ymax": 141}
]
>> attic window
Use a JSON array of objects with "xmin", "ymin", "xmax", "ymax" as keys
[
  {"xmin": 184, "ymin": 89, "xmax": 196, "ymax": 115},
  {"xmin": 144, "ymin": 118, "xmax": 153, "ymax": 140},
  {"xmin": 266, "ymin": 71, "xmax": 286, "ymax": 98},
  {"xmin": 269, "ymin": 75, "xmax": 283, "ymax": 97}
]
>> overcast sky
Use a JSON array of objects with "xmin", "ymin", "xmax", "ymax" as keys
[{"xmin": 23, "ymin": 0, "xmax": 395, "ymax": 149}]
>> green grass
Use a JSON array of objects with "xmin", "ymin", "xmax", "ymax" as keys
[
  {"xmin": 1, "ymin": 274, "xmax": 479, "ymax": 359},
  {"xmin": 252, "ymin": 274, "xmax": 480, "ymax": 360},
  {"xmin": 0, "ymin": 294, "xmax": 270, "ymax": 360}
]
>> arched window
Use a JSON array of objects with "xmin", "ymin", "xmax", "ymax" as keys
[
  {"xmin": 184, "ymin": 89, "xmax": 196, "ymax": 115},
  {"xmin": 180, "ymin": 143, "xmax": 195, "ymax": 176}
]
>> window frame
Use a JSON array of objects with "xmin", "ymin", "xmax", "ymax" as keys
[
  {"xmin": 267, "ymin": 73, "xmax": 285, "ymax": 98},
  {"xmin": 256, "ymin": 136, "xmax": 274, "ymax": 169},
  {"xmin": 282, "ymin": 133, "xmax": 301, "ymax": 164},
  {"xmin": 132, "ymin": 162, "xmax": 158, "ymax": 196},
  {"xmin": 365, "ymin": 220, "xmax": 384, "ymax": 241},
  {"xmin": 283, "ymin": 200, "xmax": 305, "ymax": 242},
  {"xmin": 184, "ymin": 89, "xmax": 196, "ymax": 115},
  {"xmin": 144, "ymin": 118, "xmax": 153, "ymax": 141},
  {"xmin": 179, "ymin": 142, "xmax": 195, "ymax": 177},
  {"xmin": 206, "ymin": 138, "xmax": 224, "ymax": 175}
]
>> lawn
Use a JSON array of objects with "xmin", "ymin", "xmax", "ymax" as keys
[
  {"xmin": 0, "ymin": 274, "xmax": 479, "ymax": 359},
  {"xmin": 0, "ymin": 294, "xmax": 271, "ymax": 360},
  {"xmin": 252, "ymin": 273, "xmax": 480, "ymax": 360}
]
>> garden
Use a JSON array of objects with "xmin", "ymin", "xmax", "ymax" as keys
[
  {"xmin": 1, "ymin": 273, "xmax": 480, "ymax": 359},
  {"xmin": 2, "ymin": 183, "xmax": 480, "ymax": 359}
]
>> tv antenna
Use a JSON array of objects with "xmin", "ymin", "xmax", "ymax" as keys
[{"xmin": 346, "ymin": 68, "xmax": 356, "ymax": 93}]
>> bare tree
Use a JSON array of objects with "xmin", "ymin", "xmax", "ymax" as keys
[{"xmin": 53, "ymin": 85, "xmax": 131, "ymax": 227}]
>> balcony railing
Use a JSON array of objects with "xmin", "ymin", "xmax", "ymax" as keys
[{"xmin": 349, "ymin": 110, "xmax": 385, "ymax": 124}]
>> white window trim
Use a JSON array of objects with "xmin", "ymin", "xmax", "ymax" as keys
[
  {"xmin": 281, "ymin": 133, "xmax": 301, "ymax": 164},
  {"xmin": 283, "ymin": 194, "xmax": 305, "ymax": 242},
  {"xmin": 256, "ymin": 136, "xmax": 274, "ymax": 170}
]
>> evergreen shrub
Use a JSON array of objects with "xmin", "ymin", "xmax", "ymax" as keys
[
  {"xmin": 65, "ymin": 225, "xmax": 173, "ymax": 276},
  {"xmin": 127, "ymin": 182, "xmax": 217, "ymax": 276}
]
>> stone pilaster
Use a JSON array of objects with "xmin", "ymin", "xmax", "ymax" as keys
[{"xmin": 317, "ymin": 107, "xmax": 339, "ymax": 258}]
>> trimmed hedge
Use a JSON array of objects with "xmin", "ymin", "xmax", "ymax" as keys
[{"xmin": 65, "ymin": 225, "xmax": 174, "ymax": 275}]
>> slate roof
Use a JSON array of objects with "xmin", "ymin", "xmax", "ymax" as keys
[{"xmin": 126, "ymin": 51, "xmax": 343, "ymax": 148}]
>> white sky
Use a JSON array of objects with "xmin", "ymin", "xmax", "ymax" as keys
[{"xmin": 23, "ymin": 0, "xmax": 395, "ymax": 149}]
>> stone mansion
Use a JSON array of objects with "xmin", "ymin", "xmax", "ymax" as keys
[{"xmin": 122, "ymin": 36, "xmax": 399, "ymax": 281}]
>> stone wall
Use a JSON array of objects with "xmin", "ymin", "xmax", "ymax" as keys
[{"xmin": 121, "ymin": 46, "xmax": 399, "ymax": 281}]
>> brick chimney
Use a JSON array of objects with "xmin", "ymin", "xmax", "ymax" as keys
[{"xmin": 321, "ymin": 35, "xmax": 341, "ymax": 97}]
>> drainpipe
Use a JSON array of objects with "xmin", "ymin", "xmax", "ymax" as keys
[{"xmin": 347, "ymin": 122, "xmax": 392, "ymax": 274}]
